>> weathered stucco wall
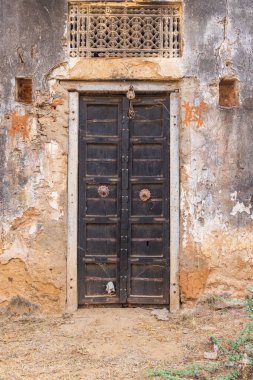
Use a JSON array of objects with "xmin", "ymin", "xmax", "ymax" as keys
[
  {"xmin": 0, "ymin": 0, "xmax": 68, "ymax": 311},
  {"xmin": 180, "ymin": 0, "xmax": 253, "ymax": 302},
  {"xmin": 0, "ymin": 0, "xmax": 252, "ymax": 312}
]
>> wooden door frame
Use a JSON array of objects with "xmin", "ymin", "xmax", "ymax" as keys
[{"xmin": 64, "ymin": 81, "xmax": 180, "ymax": 313}]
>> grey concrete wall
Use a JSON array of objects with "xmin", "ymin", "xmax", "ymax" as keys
[
  {"xmin": 179, "ymin": 0, "xmax": 253, "ymax": 301},
  {"xmin": 0, "ymin": 0, "xmax": 67, "ymax": 311}
]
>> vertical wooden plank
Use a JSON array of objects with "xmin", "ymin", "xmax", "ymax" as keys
[
  {"xmin": 67, "ymin": 91, "xmax": 79, "ymax": 312},
  {"xmin": 119, "ymin": 97, "xmax": 129, "ymax": 303},
  {"xmin": 162, "ymin": 96, "xmax": 170, "ymax": 304},
  {"xmin": 170, "ymin": 91, "xmax": 180, "ymax": 312}
]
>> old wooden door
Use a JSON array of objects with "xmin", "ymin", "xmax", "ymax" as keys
[{"xmin": 78, "ymin": 94, "xmax": 170, "ymax": 305}]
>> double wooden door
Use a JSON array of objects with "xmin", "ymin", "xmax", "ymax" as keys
[{"xmin": 78, "ymin": 93, "xmax": 170, "ymax": 305}]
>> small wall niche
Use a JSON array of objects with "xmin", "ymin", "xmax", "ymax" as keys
[
  {"xmin": 16, "ymin": 77, "xmax": 33, "ymax": 104},
  {"xmin": 219, "ymin": 78, "xmax": 239, "ymax": 108}
]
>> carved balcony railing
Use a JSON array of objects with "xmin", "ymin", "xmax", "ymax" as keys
[{"xmin": 69, "ymin": 3, "xmax": 181, "ymax": 58}]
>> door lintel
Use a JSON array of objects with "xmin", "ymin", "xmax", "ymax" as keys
[{"xmin": 61, "ymin": 80, "xmax": 179, "ymax": 93}]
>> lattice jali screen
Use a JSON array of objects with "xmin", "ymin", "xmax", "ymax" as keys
[{"xmin": 68, "ymin": 3, "xmax": 181, "ymax": 58}]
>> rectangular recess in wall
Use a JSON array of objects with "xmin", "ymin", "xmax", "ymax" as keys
[
  {"xmin": 16, "ymin": 77, "xmax": 33, "ymax": 104},
  {"xmin": 219, "ymin": 78, "xmax": 239, "ymax": 108}
]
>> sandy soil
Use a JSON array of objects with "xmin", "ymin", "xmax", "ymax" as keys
[{"xmin": 0, "ymin": 306, "xmax": 247, "ymax": 380}]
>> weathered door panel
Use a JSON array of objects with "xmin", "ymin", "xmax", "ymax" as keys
[
  {"xmin": 128, "ymin": 96, "xmax": 170, "ymax": 304},
  {"xmin": 78, "ymin": 96, "xmax": 122, "ymax": 304},
  {"xmin": 78, "ymin": 94, "xmax": 170, "ymax": 305}
]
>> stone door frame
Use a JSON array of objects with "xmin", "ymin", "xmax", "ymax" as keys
[{"xmin": 64, "ymin": 81, "xmax": 180, "ymax": 312}]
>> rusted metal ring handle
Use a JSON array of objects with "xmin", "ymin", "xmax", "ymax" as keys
[
  {"xmin": 139, "ymin": 189, "xmax": 151, "ymax": 202},
  {"xmin": 98, "ymin": 185, "xmax": 110, "ymax": 198}
]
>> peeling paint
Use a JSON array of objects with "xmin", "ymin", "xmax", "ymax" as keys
[
  {"xmin": 231, "ymin": 201, "xmax": 252, "ymax": 216},
  {"xmin": 230, "ymin": 191, "xmax": 237, "ymax": 201},
  {"xmin": 29, "ymin": 223, "xmax": 38, "ymax": 235},
  {"xmin": 1, "ymin": 238, "xmax": 29, "ymax": 264},
  {"xmin": 49, "ymin": 191, "xmax": 59, "ymax": 210},
  {"xmin": 68, "ymin": 58, "xmax": 183, "ymax": 81}
]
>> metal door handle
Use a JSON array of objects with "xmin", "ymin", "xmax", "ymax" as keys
[
  {"xmin": 139, "ymin": 189, "xmax": 151, "ymax": 202},
  {"xmin": 98, "ymin": 185, "xmax": 109, "ymax": 198}
]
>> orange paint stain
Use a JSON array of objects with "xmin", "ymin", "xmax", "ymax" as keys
[
  {"xmin": 9, "ymin": 112, "xmax": 29, "ymax": 139},
  {"xmin": 182, "ymin": 101, "xmax": 207, "ymax": 128},
  {"xmin": 180, "ymin": 267, "xmax": 209, "ymax": 300},
  {"xmin": 51, "ymin": 98, "xmax": 64, "ymax": 107}
]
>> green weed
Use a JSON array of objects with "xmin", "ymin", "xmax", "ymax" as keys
[
  {"xmin": 148, "ymin": 289, "xmax": 253, "ymax": 380},
  {"xmin": 149, "ymin": 362, "xmax": 219, "ymax": 379}
]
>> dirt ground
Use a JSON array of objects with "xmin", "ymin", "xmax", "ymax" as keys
[{"xmin": 0, "ymin": 305, "xmax": 247, "ymax": 380}]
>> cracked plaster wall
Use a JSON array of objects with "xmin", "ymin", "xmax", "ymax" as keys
[{"xmin": 0, "ymin": 0, "xmax": 253, "ymax": 311}]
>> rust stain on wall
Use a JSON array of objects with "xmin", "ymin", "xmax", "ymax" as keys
[
  {"xmin": 182, "ymin": 101, "xmax": 207, "ymax": 128},
  {"xmin": 8, "ymin": 112, "xmax": 29, "ymax": 139},
  {"xmin": 180, "ymin": 266, "xmax": 209, "ymax": 300},
  {"xmin": 11, "ymin": 208, "xmax": 40, "ymax": 230}
]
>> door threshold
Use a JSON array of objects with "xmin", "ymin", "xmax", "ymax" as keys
[{"xmin": 78, "ymin": 304, "xmax": 169, "ymax": 309}]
